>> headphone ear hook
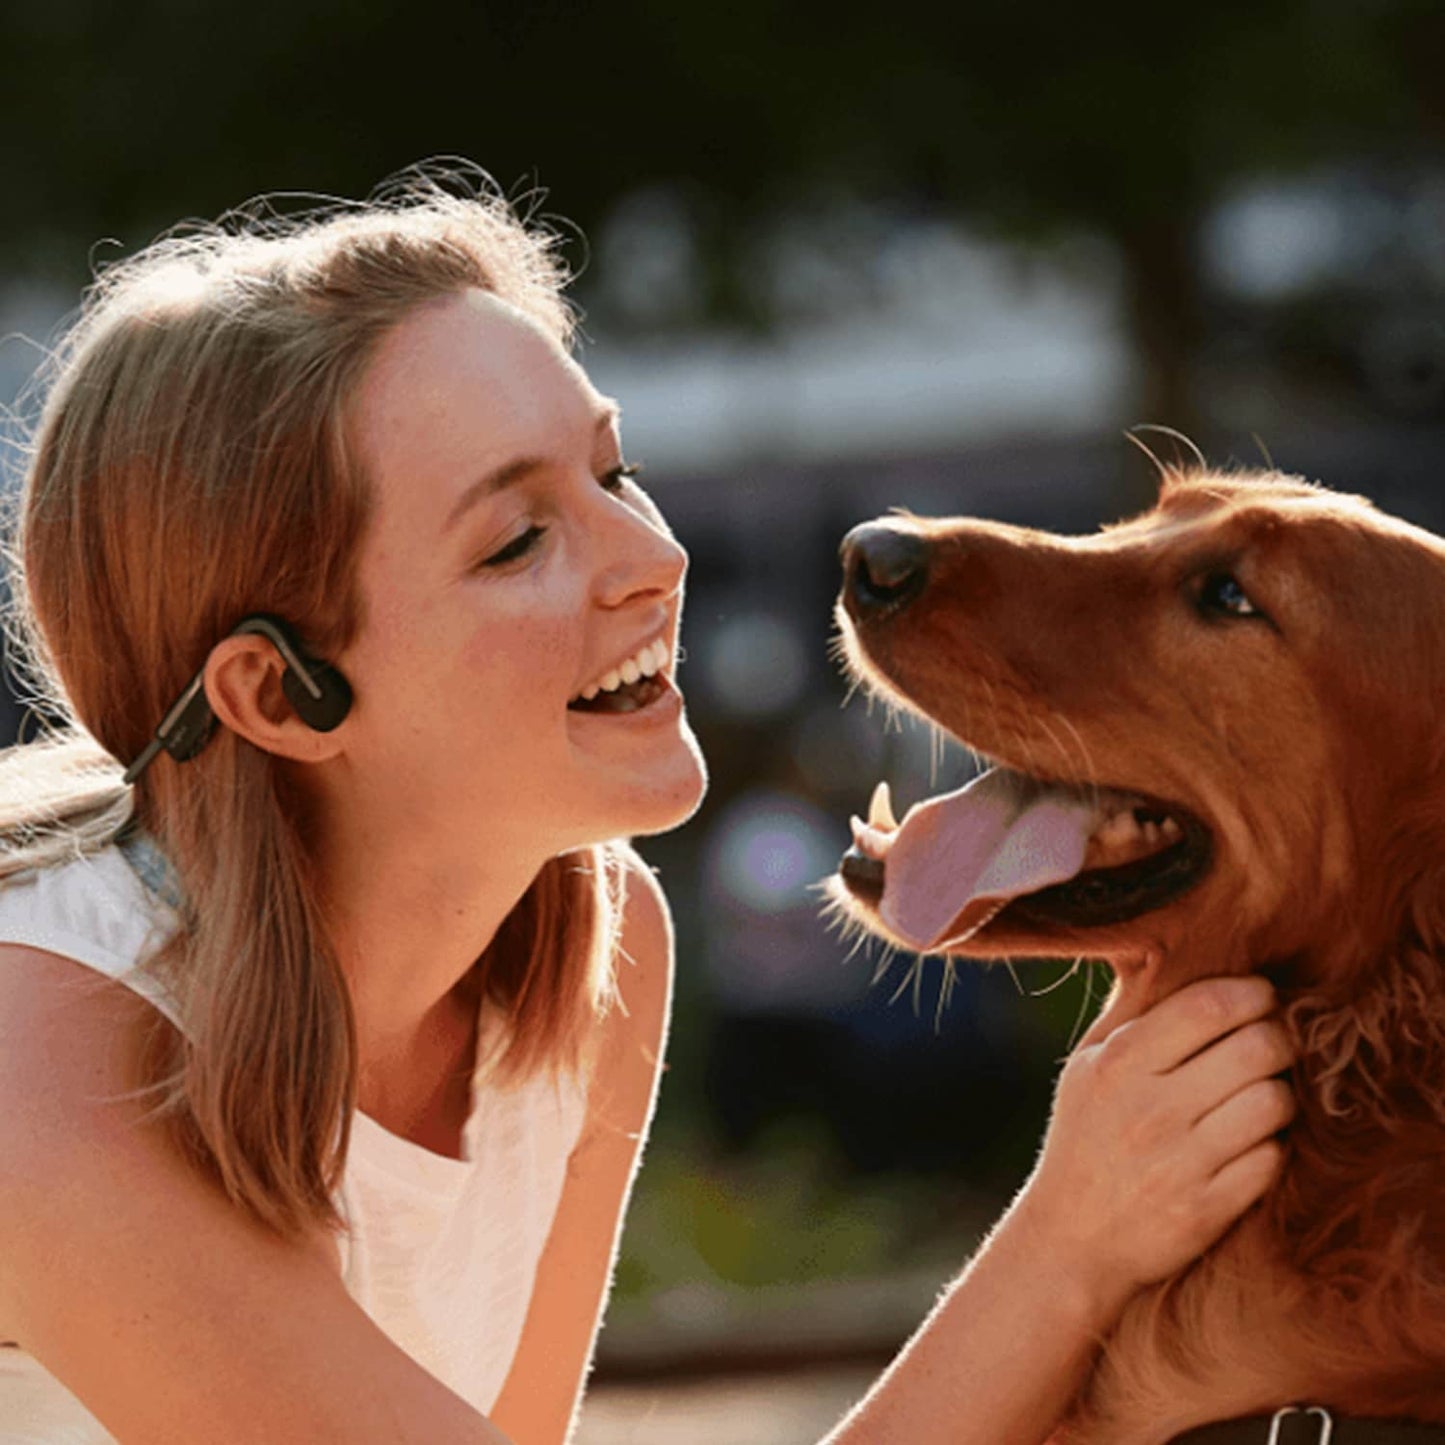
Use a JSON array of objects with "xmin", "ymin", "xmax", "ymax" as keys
[
  {"xmin": 122, "ymin": 612, "xmax": 354, "ymax": 784},
  {"xmin": 235, "ymin": 615, "xmax": 353, "ymax": 733}
]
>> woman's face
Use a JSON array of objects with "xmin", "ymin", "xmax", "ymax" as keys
[{"xmin": 333, "ymin": 288, "xmax": 707, "ymax": 864}]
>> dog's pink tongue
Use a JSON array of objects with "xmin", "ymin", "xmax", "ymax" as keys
[{"xmin": 879, "ymin": 769, "xmax": 1099, "ymax": 951}]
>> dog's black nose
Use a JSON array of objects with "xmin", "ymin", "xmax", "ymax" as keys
[{"xmin": 841, "ymin": 522, "xmax": 930, "ymax": 618}]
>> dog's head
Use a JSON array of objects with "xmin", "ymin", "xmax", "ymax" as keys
[{"xmin": 832, "ymin": 468, "xmax": 1445, "ymax": 1021}]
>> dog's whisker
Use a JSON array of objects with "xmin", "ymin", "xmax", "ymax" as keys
[
  {"xmin": 930, "ymin": 720, "xmax": 949, "ymax": 789},
  {"xmin": 1130, "ymin": 423, "xmax": 1207, "ymax": 478},
  {"xmin": 1124, "ymin": 427, "xmax": 1187, "ymax": 491},
  {"xmin": 886, "ymin": 952, "xmax": 920, "ymax": 1007},
  {"xmin": 1030, "ymin": 709, "xmax": 1072, "ymax": 782},
  {"xmin": 1027, "ymin": 956, "xmax": 1083, "ymax": 998},
  {"xmin": 977, "ymin": 671, "xmax": 1000, "ymax": 733},
  {"xmin": 934, "ymin": 957, "xmax": 958, "ymax": 1032},
  {"xmin": 1065, "ymin": 959, "xmax": 1103, "ymax": 1053},
  {"xmin": 1012, "ymin": 715, "xmax": 1046, "ymax": 784},
  {"xmin": 1047, "ymin": 708, "xmax": 1103, "ymax": 804}
]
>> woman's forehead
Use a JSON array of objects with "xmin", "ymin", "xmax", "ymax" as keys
[{"xmin": 353, "ymin": 290, "xmax": 607, "ymax": 508}]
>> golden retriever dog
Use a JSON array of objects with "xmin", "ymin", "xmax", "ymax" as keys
[{"xmin": 831, "ymin": 467, "xmax": 1445, "ymax": 1442}]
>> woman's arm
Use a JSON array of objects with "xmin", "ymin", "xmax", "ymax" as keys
[
  {"xmin": 489, "ymin": 848, "xmax": 673, "ymax": 1445},
  {"xmin": 821, "ymin": 975, "xmax": 1294, "ymax": 1444}
]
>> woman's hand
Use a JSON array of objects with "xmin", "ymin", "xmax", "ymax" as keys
[
  {"xmin": 822, "ymin": 974, "xmax": 1294, "ymax": 1445},
  {"xmin": 1012, "ymin": 974, "xmax": 1296, "ymax": 1328}
]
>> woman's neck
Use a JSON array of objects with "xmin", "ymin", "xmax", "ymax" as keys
[{"xmin": 316, "ymin": 814, "xmax": 544, "ymax": 1097}]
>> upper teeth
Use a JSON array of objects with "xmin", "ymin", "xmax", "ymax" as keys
[
  {"xmin": 577, "ymin": 638, "xmax": 670, "ymax": 701},
  {"xmin": 1092, "ymin": 806, "xmax": 1182, "ymax": 852}
]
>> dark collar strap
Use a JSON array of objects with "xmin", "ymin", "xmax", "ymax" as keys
[{"xmin": 1173, "ymin": 1407, "xmax": 1445, "ymax": 1445}]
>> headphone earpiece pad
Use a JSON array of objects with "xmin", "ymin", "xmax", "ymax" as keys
[{"xmin": 281, "ymin": 663, "xmax": 353, "ymax": 732}]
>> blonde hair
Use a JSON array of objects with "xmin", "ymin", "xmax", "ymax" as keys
[{"xmin": 2, "ymin": 172, "xmax": 625, "ymax": 1239}]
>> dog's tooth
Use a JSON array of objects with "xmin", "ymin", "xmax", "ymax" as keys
[
  {"xmin": 867, "ymin": 781, "xmax": 898, "ymax": 831},
  {"xmin": 599, "ymin": 668, "xmax": 622, "ymax": 693},
  {"xmin": 850, "ymin": 815, "xmax": 893, "ymax": 861},
  {"xmin": 1161, "ymin": 816, "xmax": 1182, "ymax": 839},
  {"xmin": 619, "ymin": 657, "xmax": 641, "ymax": 685}
]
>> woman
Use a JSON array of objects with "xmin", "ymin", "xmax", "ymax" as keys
[{"xmin": 0, "ymin": 178, "xmax": 1294, "ymax": 1444}]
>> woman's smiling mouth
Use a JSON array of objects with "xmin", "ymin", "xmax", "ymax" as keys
[{"xmin": 567, "ymin": 634, "xmax": 673, "ymax": 714}]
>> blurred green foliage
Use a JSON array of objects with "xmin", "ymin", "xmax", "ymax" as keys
[{"xmin": 613, "ymin": 1115, "xmax": 981, "ymax": 1302}]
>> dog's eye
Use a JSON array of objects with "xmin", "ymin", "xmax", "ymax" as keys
[{"xmin": 1199, "ymin": 571, "xmax": 1260, "ymax": 618}]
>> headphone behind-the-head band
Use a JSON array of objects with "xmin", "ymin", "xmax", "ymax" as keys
[{"xmin": 122, "ymin": 613, "xmax": 353, "ymax": 786}]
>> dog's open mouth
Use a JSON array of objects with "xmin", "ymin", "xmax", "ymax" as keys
[{"xmin": 838, "ymin": 768, "xmax": 1213, "ymax": 952}]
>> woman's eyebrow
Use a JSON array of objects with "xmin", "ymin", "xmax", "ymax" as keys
[{"xmin": 441, "ymin": 401, "xmax": 622, "ymax": 536}]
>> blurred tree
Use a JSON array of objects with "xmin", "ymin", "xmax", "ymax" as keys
[
  {"xmin": 628, "ymin": 0, "xmax": 1445, "ymax": 480},
  {"xmin": 2, "ymin": 0, "xmax": 1441, "ymax": 482}
]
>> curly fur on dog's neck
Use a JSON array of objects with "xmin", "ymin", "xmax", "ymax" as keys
[{"xmin": 1266, "ymin": 851, "xmax": 1445, "ymax": 1396}]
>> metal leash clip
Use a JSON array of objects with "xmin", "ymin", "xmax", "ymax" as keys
[{"xmin": 1267, "ymin": 1406, "xmax": 1334, "ymax": 1445}]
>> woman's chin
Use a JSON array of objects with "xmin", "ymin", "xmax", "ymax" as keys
[
  {"xmin": 589, "ymin": 747, "xmax": 709, "ymax": 845},
  {"xmin": 633, "ymin": 754, "xmax": 710, "ymax": 837}
]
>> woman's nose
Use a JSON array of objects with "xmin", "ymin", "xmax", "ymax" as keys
[{"xmin": 592, "ymin": 501, "xmax": 688, "ymax": 608}]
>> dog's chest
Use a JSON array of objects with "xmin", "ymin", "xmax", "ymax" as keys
[{"xmin": 1062, "ymin": 1224, "xmax": 1321, "ymax": 1445}]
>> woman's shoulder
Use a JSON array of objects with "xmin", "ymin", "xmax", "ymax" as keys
[
  {"xmin": 0, "ymin": 941, "xmax": 171, "ymax": 1333},
  {"xmin": 0, "ymin": 936, "xmax": 339, "ymax": 1277},
  {"xmin": 0, "ymin": 942, "xmax": 518, "ymax": 1443},
  {"xmin": 0, "ymin": 839, "xmax": 181, "ymax": 1027}
]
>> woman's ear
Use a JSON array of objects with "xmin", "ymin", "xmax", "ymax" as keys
[{"xmin": 203, "ymin": 634, "xmax": 347, "ymax": 764}]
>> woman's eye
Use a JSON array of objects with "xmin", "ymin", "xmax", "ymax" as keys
[
  {"xmin": 477, "ymin": 525, "xmax": 547, "ymax": 569},
  {"xmin": 1198, "ymin": 571, "xmax": 1259, "ymax": 618},
  {"xmin": 601, "ymin": 461, "xmax": 644, "ymax": 493}
]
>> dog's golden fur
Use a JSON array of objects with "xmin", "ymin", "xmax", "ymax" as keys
[{"xmin": 836, "ymin": 469, "xmax": 1445, "ymax": 1441}]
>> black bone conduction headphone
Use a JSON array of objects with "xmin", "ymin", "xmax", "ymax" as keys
[{"xmin": 122, "ymin": 614, "xmax": 353, "ymax": 786}]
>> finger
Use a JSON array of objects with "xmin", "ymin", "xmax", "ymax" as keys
[
  {"xmin": 1190, "ymin": 1078, "xmax": 1295, "ymax": 1172},
  {"xmin": 1169, "ymin": 1019, "xmax": 1296, "ymax": 1124},
  {"xmin": 1118, "ymin": 976, "xmax": 1279, "ymax": 1075},
  {"xmin": 1197, "ymin": 1137, "xmax": 1287, "ymax": 1238}
]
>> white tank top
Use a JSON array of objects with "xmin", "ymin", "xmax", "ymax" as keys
[{"xmin": 0, "ymin": 840, "xmax": 589, "ymax": 1442}]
